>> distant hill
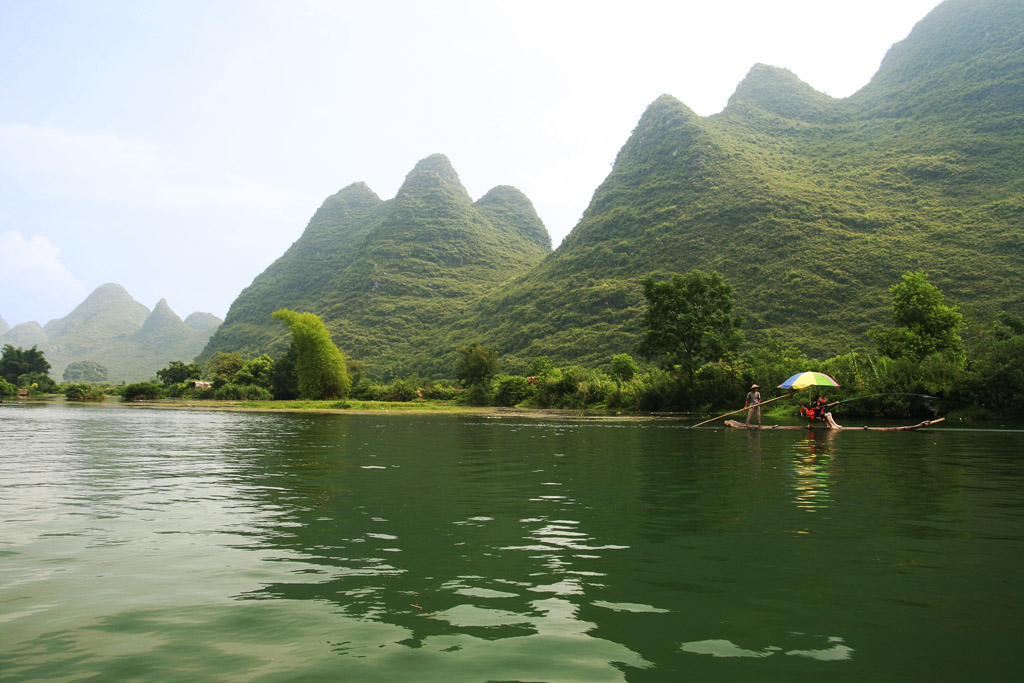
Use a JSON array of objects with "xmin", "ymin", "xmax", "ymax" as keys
[
  {"xmin": 200, "ymin": 154, "xmax": 551, "ymax": 375},
  {"xmin": 0, "ymin": 284, "xmax": 222, "ymax": 382},
  {"xmin": 201, "ymin": 0, "xmax": 1022, "ymax": 376},
  {"xmin": 2, "ymin": 321, "xmax": 49, "ymax": 349}
]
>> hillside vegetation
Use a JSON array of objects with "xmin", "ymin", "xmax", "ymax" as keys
[
  {"xmin": 202, "ymin": 0, "xmax": 1023, "ymax": 378},
  {"xmin": 201, "ymin": 154, "xmax": 552, "ymax": 375},
  {"xmin": 459, "ymin": 0, "xmax": 1024, "ymax": 369}
]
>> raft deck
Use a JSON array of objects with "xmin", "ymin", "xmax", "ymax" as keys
[{"xmin": 723, "ymin": 418, "xmax": 946, "ymax": 431}]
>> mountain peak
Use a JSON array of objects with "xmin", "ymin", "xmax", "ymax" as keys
[
  {"xmin": 134, "ymin": 299, "xmax": 189, "ymax": 344},
  {"xmin": 184, "ymin": 311, "xmax": 222, "ymax": 332},
  {"xmin": 475, "ymin": 185, "xmax": 551, "ymax": 250},
  {"xmin": 855, "ymin": 0, "xmax": 1024, "ymax": 116},
  {"xmin": 0, "ymin": 320, "xmax": 47, "ymax": 348},
  {"xmin": 396, "ymin": 154, "xmax": 472, "ymax": 204},
  {"xmin": 725, "ymin": 63, "xmax": 836, "ymax": 120},
  {"xmin": 332, "ymin": 181, "xmax": 383, "ymax": 205},
  {"xmin": 409, "ymin": 153, "xmax": 460, "ymax": 181},
  {"xmin": 582, "ymin": 94, "xmax": 711, "ymax": 220},
  {"xmin": 42, "ymin": 283, "xmax": 150, "ymax": 339}
]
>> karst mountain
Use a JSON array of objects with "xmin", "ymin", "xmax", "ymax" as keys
[{"xmin": 202, "ymin": 0, "xmax": 1023, "ymax": 376}]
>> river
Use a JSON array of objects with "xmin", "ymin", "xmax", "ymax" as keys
[{"xmin": 1, "ymin": 403, "xmax": 1021, "ymax": 681}]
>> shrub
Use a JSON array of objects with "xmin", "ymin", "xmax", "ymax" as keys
[
  {"xmin": 693, "ymin": 361, "xmax": 746, "ymax": 411},
  {"xmin": 633, "ymin": 369, "xmax": 687, "ymax": 412},
  {"xmin": 383, "ymin": 378, "xmax": 419, "ymax": 402},
  {"xmin": 65, "ymin": 384, "xmax": 105, "ymax": 401},
  {"xmin": 493, "ymin": 375, "xmax": 533, "ymax": 407},
  {"xmin": 422, "ymin": 381, "xmax": 460, "ymax": 400},
  {"xmin": 121, "ymin": 382, "xmax": 163, "ymax": 401},
  {"xmin": 214, "ymin": 383, "xmax": 272, "ymax": 400},
  {"xmin": 350, "ymin": 383, "xmax": 387, "ymax": 401},
  {"xmin": 464, "ymin": 382, "xmax": 492, "ymax": 406},
  {"xmin": 610, "ymin": 354, "xmax": 639, "ymax": 382}
]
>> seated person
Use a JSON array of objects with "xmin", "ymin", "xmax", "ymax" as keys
[{"xmin": 801, "ymin": 395, "xmax": 842, "ymax": 429}]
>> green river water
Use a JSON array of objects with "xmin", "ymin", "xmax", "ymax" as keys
[{"xmin": 1, "ymin": 403, "xmax": 1021, "ymax": 682}]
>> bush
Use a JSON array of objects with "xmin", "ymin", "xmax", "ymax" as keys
[
  {"xmin": 383, "ymin": 378, "xmax": 419, "ymax": 402},
  {"xmin": 121, "ymin": 382, "xmax": 163, "ymax": 401},
  {"xmin": 65, "ymin": 384, "xmax": 105, "ymax": 401},
  {"xmin": 350, "ymin": 382, "xmax": 387, "ymax": 401},
  {"xmin": 610, "ymin": 354, "xmax": 639, "ymax": 382},
  {"xmin": 422, "ymin": 381, "xmax": 460, "ymax": 400},
  {"xmin": 0, "ymin": 378, "xmax": 15, "ymax": 397},
  {"xmin": 19, "ymin": 372, "xmax": 57, "ymax": 394},
  {"xmin": 604, "ymin": 378, "xmax": 642, "ymax": 410},
  {"xmin": 464, "ymin": 383, "xmax": 492, "ymax": 406},
  {"xmin": 493, "ymin": 375, "xmax": 533, "ymax": 407},
  {"xmin": 214, "ymin": 383, "xmax": 272, "ymax": 400},
  {"xmin": 632, "ymin": 369, "xmax": 687, "ymax": 412},
  {"xmin": 693, "ymin": 361, "xmax": 746, "ymax": 411}
]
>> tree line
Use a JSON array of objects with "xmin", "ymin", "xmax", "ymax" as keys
[{"xmin": 3, "ymin": 280, "xmax": 1021, "ymax": 420}]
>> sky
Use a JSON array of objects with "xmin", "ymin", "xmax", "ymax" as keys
[{"xmin": 0, "ymin": 0, "xmax": 944, "ymax": 328}]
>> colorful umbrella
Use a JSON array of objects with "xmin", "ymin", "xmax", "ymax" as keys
[{"xmin": 778, "ymin": 371, "xmax": 839, "ymax": 390}]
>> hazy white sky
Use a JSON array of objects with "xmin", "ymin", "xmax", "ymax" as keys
[{"xmin": 0, "ymin": 0, "xmax": 943, "ymax": 328}]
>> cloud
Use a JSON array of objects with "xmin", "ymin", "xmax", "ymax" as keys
[{"xmin": 0, "ymin": 230, "xmax": 89, "ymax": 326}]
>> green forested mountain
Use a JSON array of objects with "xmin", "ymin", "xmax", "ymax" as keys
[
  {"xmin": 203, "ymin": 0, "xmax": 1022, "ymax": 377},
  {"xmin": 200, "ymin": 154, "xmax": 552, "ymax": 374},
  {"xmin": 0, "ymin": 284, "xmax": 222, "ymax": 382},
  {"xmin": 457, "ymin": 0, "xmax": 1024, "ymax": 367}
]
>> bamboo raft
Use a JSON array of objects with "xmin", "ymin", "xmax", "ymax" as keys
[{"xmin": 723, "ymin": 417, "xmax": 946, "ymax": 431}]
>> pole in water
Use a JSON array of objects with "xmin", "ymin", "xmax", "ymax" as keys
[{"xmin": 692, "ymin": 391, "xmax": 799, "ymax": 428}]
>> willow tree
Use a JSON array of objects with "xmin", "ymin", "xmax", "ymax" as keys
[{"xmin": 272, "ymin": 309, "xmax": 350, "ymax": 399}]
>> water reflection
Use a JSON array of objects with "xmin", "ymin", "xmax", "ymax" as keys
[
  {"xmin": 4, "ymin": 406, "xmax": 1023, "ymax": 681},
  {"xmin": 681, "ymin": 634, "xmax": 853, "ymax": 661},
  {"xmin": 788, "ymin": 431, "xmax": 838, "ymax": 512},
  {"xmin": 231, "ymin": 415, "xmax": 651, "ymax": 679}
]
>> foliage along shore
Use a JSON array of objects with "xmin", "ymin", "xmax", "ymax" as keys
[{"xmin": 4, "ymin": 270, "xmax": 1021, "ymax": 423}]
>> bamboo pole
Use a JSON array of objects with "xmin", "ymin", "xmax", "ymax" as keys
[{"xmin": 691, "ymin": 391, "xmax": 800, "ymax": 428}]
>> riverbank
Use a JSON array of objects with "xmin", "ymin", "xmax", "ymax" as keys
[{"xmin": 5, "ymin": 395, "xmax": 685, "ymax": 421}]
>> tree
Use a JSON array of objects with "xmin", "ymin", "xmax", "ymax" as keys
[
  {"xmin": 527, "ymin": 356, "xmax": 557, "ymax": 379},
  {"xmin": 156, "ymin": 360, "xmax": 202, "ymax": 386},
  {"xmin": 0, "ymin": 344, "xmax": 51, "ymax": 385},
  {"xmin": 870, "ymin": 271, "xmax": 963, "ymax": 360},
  {"xmin": 637, "ymin": 270, "xmax": 744, "ymax": 382},
  {"xmin": 63, "ymin": 360, "xmax": 110, "ymax": 384},
  {"xmin": 234, "ymin": 354, "xmax": 274, "ymax": 389},
  {"xmin": 455, "ymin": 343, "xmax": 499, "ymax": 387},
  {"xmin": 206, "ymin": 352, "xmax": 245, "ymax": 389},
  {"xmin": 270, "ymin": 343, "xmax": 299, "ymax": 400},
  {"xmin": 610, "ymin": 353, "xmax": 639, "ymax": 382},
  {"xmin": 272, "ymin": 309, "xmax": 350, "ymax": 399}
]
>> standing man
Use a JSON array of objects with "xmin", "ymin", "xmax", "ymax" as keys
[{"xmin": 744, "ymin": 383, "xmax": 761, "ymax": 427}]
